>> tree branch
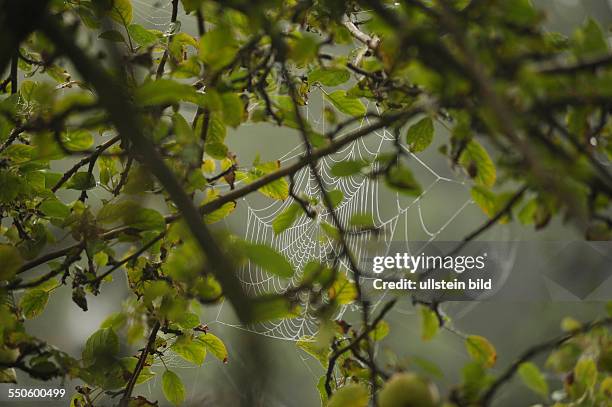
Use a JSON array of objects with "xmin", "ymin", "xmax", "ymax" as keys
[
  {"xmin": 480, "ymin": 317, "xmax": 612, "ymax": 405},
  {"xmin": 40, "ymin": 16, "xmax": 252, "ymax": 322},
  {"xmin": 119, "ymin": 321, "xmax": 161, "ymax": 406}
]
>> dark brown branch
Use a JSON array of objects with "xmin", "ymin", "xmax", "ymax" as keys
[
  {"xmin": 324, "ymin": 299, "xmax": 397, "ymax": 396},
  {"xmin": 155, "ymin": 0, "xmax": 179, "ymax": 79},
  {"xmin": 10, "ymin": 51, "xmax": 18, "ymax": 94},
  {"xmin": 51, "ymin": 135, "xmax": 121, "ymax": 192},
  {"xmin": 119, "ymin": 321, "xmax": 161, "ymax": 406}
]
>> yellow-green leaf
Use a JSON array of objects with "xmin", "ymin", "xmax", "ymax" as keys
[
  {"xmin": 420, "ymin": 306, "xmax": 439, "ymax": 341},
  {"xmin": 518, "ymin": 362, "xmax": 549, "ymax": 397},
  {"xmin": 0, "ymin": 244, "xmax": 23, "ymax": 280},
  {"xmin": 20, "ymin": 289, "xmax": 49, "ymax": 319},
  {"xmin": 196, "ymin": 333, "xmax": 228, "ymax": 363},
  {"xmin": 406, "ymin": 117, "xmax": 434, "ymax": 153},
  {"xmin": 328, "ymin": 383, "xmax": 369, "ymax": 407},
  {"xmin": 162, "ymin": 370, "xmax": 185, "ymax": 406},
  {"xmin": 465, "ymin": 335, "xmax": 497, "ymax": 368},
  {"xmin": 325, "ymin": 90, "xmax": 366, "ymax": 117},
  {"xmin": 459, "ymin": 140, "xmax": 496, "ymax": 187}
]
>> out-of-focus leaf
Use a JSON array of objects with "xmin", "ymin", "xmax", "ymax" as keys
[{"xmin": 162, "ymin": 370, "xmax": 185, "ymax": 406}]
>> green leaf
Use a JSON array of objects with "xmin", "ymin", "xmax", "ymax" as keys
[
  {"xmin": 220, "ymin": 92, "xmax": 243, "ymax": 128},
  {"xmin": 127, "ymin": 208, "xmax": 166, "ymax": 232},
  {"xmin": 135, "ymin": 79, "xmax": 198, "ymax": 106},
  {"xmin": 251, "ymin": 295, "xmax": 300, "ymax": 322},
  {"xmin": 99, "ymin": 30, "xmax": 125, "ymax": 43},
  {"xmin": 0, "ymin": 244, "xmax": 23, "ymax": 280},
  {"xmin": 328, "ymin": 189, "xmax": 343, "ymax": 208},
  {"xmin": 172, "ymin": 337, "xmax": 206, "ymax": 365},
  {"xmin": 297, "ymin": 337, "xmax": 329, "ymax": 367},
  {"xmin": 128, "ymin": 24, "xmax": 160, "ymax": 46},
  {"xmin": 162, "ymin": 370, "xmax": 185, "ymax": 406},
  {"xmin": 20, "ymin": 289, "xmax": 49, "ymax": 319},
  {"xmin": 325, "ymin": 90, "xmax": 366, "ymax": 117},
  {"xmin": 308, "ymin": 67, "xmax": 350, "ymax": 86},
  {"xmin": 385, "ymin": 164, "xmax": 422, "ymax": 196},
  {"xmin": 199, "ymin": 27, "xmax": 237, "ymax": 70},
  {"xmin": 420, "ymin": 305, "xmax": 439, "ymax": 341},
  {"xmin": 196, "ymin": 333, "xmax": 228, "ymax": 363},
  {"xmin": 61, "ymin": 130, "xmax": 94, "ymax": 151},
  {"xmin": 40, "ymin": 198, "xmax": 71, "ymax": 219},
  {"xmin": 97, "ymin": 201, "xmax": 137, "ymax": 223},
  {"xmin": 349, "ymin": 212, "xmax": 375, "ymax": 228},
  {"xmin": 574, "ymin": 358, "xmax": 597, "ymax": 388},
  {"xmin": 272, "ymin": 203, "xmax": 303, "ymax": 235},
  {"xmin": 0, "ymin": 368, "xmax": 17, "ymax": 384},
  {"xmin": 369, "ymin": 320, "xmax": 390, "ymax": 341},
  {"xmin": 465, "ymin": 335, "xmax": 497, "ymax": 368},
  {"xmin": 177, "ymin": 312, "xmax": 200, "ymax": 330},
  {"xmin": 109, "ymin": 0, "xmax": 133, "ymax": 25},
  {"xmin": 459, "ymin": 140, "xmax": 496, "ymax": 187},
  {"xmin": 329, "ymin": 274, "xmax": 357, "ymax": 305},
  {"xmin": 471, "ymin": 186, "xmax": 497, "ymax": 218},
  {"xmin": 328, "ymin": 383, "xmax": 369, "ymax": 407},
  {"xmin": 573, "ymin": 18, "xmax": 608, "ymax": 57},
  {"xmin": 330, "ymin": 160, "xmax": 368, "ymax": 177},
  {"xmin": 518, "ymin": 362, "xmax": 549, "ymax": 397},
  {"xmin": 242, "ymin": 243, "xmax": 294, "ymax": 279},
  {"xmin": 0, "ymin": 172, "xmax": 22, "ymax": 203},
  {"xmin": 259, "ymin": 178, "xmax": 289, "ymax": 201},
  {"xmin": 406, "ymin": 117, "xmax": 434, "ymax": 153},
  {"xmin": 82, "ymin": 328, "xmax": 120, "ymax": 367},
  {"xmin": 66, "ymin": 172, "xmax": 96, "ymax": 190}
]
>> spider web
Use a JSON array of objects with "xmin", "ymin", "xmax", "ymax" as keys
[
  {"xmin": 130, "ymin": 0, "xmax": 476, "ymax": 343},
  {"xmin": 210, "ymin": 90, "xmax": 474, "ymax": 341}
]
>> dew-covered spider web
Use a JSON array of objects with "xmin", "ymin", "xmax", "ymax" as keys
[
  {"xmin": 207, "ymin": 90, "xmax": 476, "ymax": 341},
  {"xmin": 130, "ymin": 0, "xmax": 478, "ymax": 344}
]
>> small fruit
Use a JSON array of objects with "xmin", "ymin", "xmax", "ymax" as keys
[{"xmin": 379, "ymin": 373, "xmax": 440, "ymax": 407}]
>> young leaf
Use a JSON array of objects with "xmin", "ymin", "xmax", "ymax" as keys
[
  {"xmin": 327, "ymin": 383, "xmax": 369, "ymax": 407},
  {"xmin": 99, "ymin": 30, "xmax": 125, "ymax": 43},
  {"xmin": 61, "ymin": 130, "xmax": 94, "ymax": 151},
  {"xmin": 465, "ymin": 335, "xmax": 497, "ymax": 368},
  {"xmin": 308, "ymin": 67, "xmax": 350, "ymax": 86},
  {"xmin": 135, "ymin": 79, "xmax": 198, "ymax": 106},
  {"xmin": 385, "ymin": 165, "xmax": 422, "ymax": 196},
  {"xmin": 40, "ymin": 198, "xmax": 71, "ymax": 219},
  {"xmin": 459, "ymin": 140, "xmax": 496, "ymax": 187},
  {"xmin": 349, "ymin": 212, "xmax": 375, "ymax": 228},
  {"xmin": 242, "ymin": 243, "xmax": 294, "ymax": 278},
  {"xmin": 82, "ymin": 328, "xmax": 119, "ymax": 367},
  {"xmin": 109, "ymin": 0, "xmax": 133, "ymax": 25},
  {"xmin": 325, "ymin": 90, "xmax": 366, "ymax": 117},
  {"xmin": 272, "ymin": 203, "xmax": 302, "ymax": 235},
  {"xmin": 128, "ymin": 24, "xmax": 160, "ymax": 47},
  {"xmin": 66, "ymin": 172, "xmax": 96, "ymax": 190},
  {"xmin": 172, "ymin": 337, "xmax": 207, "ymax": 366},
  {"xmin": 328, "ymin": 189, "xmax": 343, "ymax": 208},
  {"xmin": 420, "ymin": 306, "xmax": 439, "ymax": 341},
  {"xmin": 518, "ymin": 362, "xmax": 549, "ymax": 397},
  {"xmin": 330, "ymin": 160, "xmax": 368, "ymax": 177},
  {"xmin": 126, "ymin": 208, "xmax": 166, "ymax": 232},
  {"xmin": 0, "ymin": 244, "xmax": 23, "ymax": 280},
  {"xmin": 406, "ymin": 117, "xmax": 434, "ymax": 153},
  {"xmin": 197, "ymin": 333, "xmax": 228, "ymax": 363},
  {"xmin": 20, "ymin": 289, "xmax": 49, "ymax": 319},
  {"xmin": 162, "ymin": 370, "xmax": 185, "ymax": 406}
]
